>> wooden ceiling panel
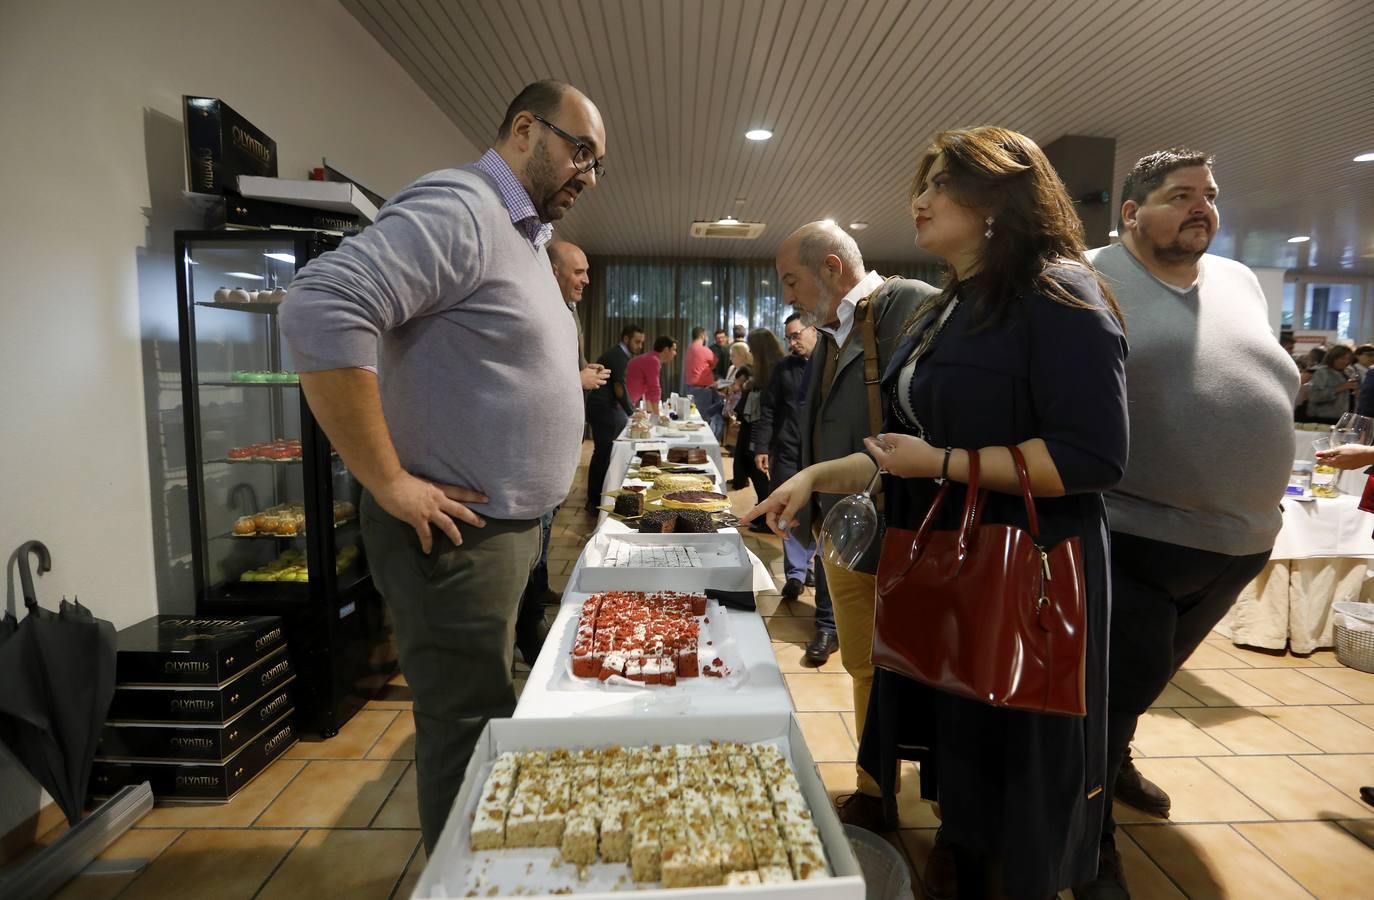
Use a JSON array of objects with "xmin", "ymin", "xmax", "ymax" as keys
[{"xmin": 341, "ymin": 0, "xmax": 1374, "ymax": 272}]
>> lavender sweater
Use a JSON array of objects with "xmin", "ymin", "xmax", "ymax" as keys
[{"xmin": 280, "ymin": 167, "xmax": 584, "ymax": 520}]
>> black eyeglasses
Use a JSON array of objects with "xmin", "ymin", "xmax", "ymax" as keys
[{"xmin": 532, "ymin": 115, "xmax": 605, "ymax": 179}]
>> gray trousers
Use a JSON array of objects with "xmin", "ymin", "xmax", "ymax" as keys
[{"xmin": 360, "ymin": 492, "xmax": 540, "ymax": 853}]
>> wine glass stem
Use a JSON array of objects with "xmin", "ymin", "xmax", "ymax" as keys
[{"xmin": 862, "ymin": 466, "xmax": 883, "ymax": 497}]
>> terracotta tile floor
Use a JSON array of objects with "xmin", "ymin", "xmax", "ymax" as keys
[{"xmin": 36, "ymin": 443, "xmax": 1374, "ymax": 898}]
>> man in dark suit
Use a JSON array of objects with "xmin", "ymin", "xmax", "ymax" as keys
[
  {"xmin": 585, "ymin": 323, "xmax": 644, "ymax": 512},
  {"xmin": 752, "ymin": 313, "xmax": 836, "ymax": 664},
  {"xmin": 777, "ymin": 221, "xmax": 940, "ymax": 831}
]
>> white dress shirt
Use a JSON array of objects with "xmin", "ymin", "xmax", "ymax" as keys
[{"xmin": 819, "ymin": 270, "xmax": 885, "ymax": 349}]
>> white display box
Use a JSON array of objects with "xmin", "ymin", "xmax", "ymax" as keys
[
  {"xmin": 413, "ymin": 713, "xmax": 865, "ymax": 899},
  {"xmin": 577, "ymin": 533, "xmax": 753, "ymax": 593}
]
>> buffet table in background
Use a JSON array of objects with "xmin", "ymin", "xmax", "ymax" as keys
[{"xmin": 1217, "ymin": 492, "xmax": 1374, "ymax": 654}]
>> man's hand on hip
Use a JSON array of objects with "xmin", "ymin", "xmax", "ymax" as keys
[{"xmin": 374, "ymin": 471, "xmax": 488, "ymax": 554}]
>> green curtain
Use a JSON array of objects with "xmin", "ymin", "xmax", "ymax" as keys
[{"xmin": 579, "ymin": 256, "xmax": 944, "ymax": 395}]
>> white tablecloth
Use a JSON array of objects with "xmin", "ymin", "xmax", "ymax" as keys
[
  {"xmin": 1273, "ymin": 494, "xmax": 1374, "ymax": 560},
  {"xmin": 1218, "ymin": 483, "xmax": 1374, "ymax": 653}
]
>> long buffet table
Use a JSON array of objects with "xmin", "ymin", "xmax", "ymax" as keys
[
  {"xmin": 414, "ymin": 417, "xmax": 853, "ymax": 898},
  {"xmin": 515, "ymin": 412, "xmax": 794, "ymax": 718}
]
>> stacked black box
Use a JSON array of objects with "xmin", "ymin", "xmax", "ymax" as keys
[
  {"xmin": 183, "ymin": 95, "xmax": 363, "ymax": 234},
  {"xmin": 184, "ymin": 97, "xmax": 278, "ymax": 196},
  {"xmin": 91, "ymin": 616, "xmax": 299, "ymax": 801}
]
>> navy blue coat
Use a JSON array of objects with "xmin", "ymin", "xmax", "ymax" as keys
[
  {"xmin": 858, "ymin": 265, "xmax": 1128, "ymax": 899},
  {"xmin": 749, "ymin": 353, "xmax": 810, "ymax": 480}
]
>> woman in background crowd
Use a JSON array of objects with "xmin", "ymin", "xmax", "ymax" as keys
[{"xmin": 1306, "ymin": 345, "xmax": 1358, "ymax": 423}]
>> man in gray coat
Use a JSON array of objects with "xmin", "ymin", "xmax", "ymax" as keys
[{"xmin": 773, "ymin": 222, "xmax": 939, "ymax": 830}]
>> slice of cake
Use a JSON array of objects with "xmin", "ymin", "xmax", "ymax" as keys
[
  {"xmin": 613, "ymin": 491, "xmax": 645, "ymax": 517},
  {"xmin": 673, "ymin": 509, "xmax": 717, "ymax": 533},
  {"xmin": 469, "ymin": 803, "xmax": 507, "ymax": 850},
  {"xmin": 561, "ymin": 813, "xmax": 599, "ymax": 866},
  {"xmin": 668, "ymin": 447, "xmax": 709, "ymax": 464},
  {"xmin": 639, "ymin": 450, "xmax": 662, "ymax": 466},
  {"xmin": 638, "ymin": 510, "xmax": 678, "ymax": 533}
]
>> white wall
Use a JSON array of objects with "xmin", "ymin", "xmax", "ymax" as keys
[
  {"xmin": 1252, "ymin": 267, "xmax": 1287, "ymax": 337},
  {"xmin": 0, "ymin": 0, "xmax": 479, "ymax": 841}
]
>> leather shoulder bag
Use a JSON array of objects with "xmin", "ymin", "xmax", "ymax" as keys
[{"xmin": 871, "ymin": 446, "xmax": 1088, "ymax": 716}]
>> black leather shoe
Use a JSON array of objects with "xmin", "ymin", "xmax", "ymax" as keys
[
  {"xmin": 781, "ymin": 578, "xmax": 804, "ymax": 601},
  {"xmin": 515, "ymin": 618, "xmax": 550, "ymax": 668},
  {"xmin": 1115, "ymin": 753, "xmax": 1170, "ymax": 818},
  {"xmin": 1072, "ymin": 840, "xmax": 1131, "ymax": 899},
  {"xmin": 835, "ymin": 792, "xmax": 890, "ymax": 832},
  {"xmin": 803, "ymin": 630, "xmax": 838, "ymax": 666},
  {"xmin": 921, "ymin": 827, "xmax": 959, "ymax": 900}
]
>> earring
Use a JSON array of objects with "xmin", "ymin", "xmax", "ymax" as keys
[{"xmin": 984, "ymin": 216, "xmax": 995, "ymax": 239}]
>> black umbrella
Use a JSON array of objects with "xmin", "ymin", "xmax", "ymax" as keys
[{"xmin": 0, "ymin": 541, "xmax": 117, "ymax": 825}]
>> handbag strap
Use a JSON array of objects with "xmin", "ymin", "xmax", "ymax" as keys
[
  {"xmin": 854, "ymin": 276, "xmax": 900, "ymax": 440},
  {"xmin": 1007, "ymin": 445, "xmax": 1040, "ymax": 538},
  {"xmin": 910, "ymin": 449, "xmax": 982, "ymax": 565}
]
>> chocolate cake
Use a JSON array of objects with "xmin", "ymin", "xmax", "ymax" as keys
[
  {"xmin": 673, "ymin": 509, "xmax": 717, "ymax": 533},
  {"xmin": 638, "ymin": 510, "xmax": 679, "ymax": 533},
  {"xmin": 613, "ymin": 491, "xmax": 645, "ymax": 517},
  {"xmin": 638, "ymin": 450, "xmax": 662, "ymax": 466},
  {"xmin": 667, "ymin": 447, "xmax": 708, "ymax": 464}
]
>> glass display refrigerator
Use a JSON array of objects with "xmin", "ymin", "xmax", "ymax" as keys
[{"xmin": 174, "ymin": 229, "xmax": 395, "ymax": 737}]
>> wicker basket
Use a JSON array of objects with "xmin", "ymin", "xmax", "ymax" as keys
[{"xmin": 1334, "ymin": 621, "xmax": 1374, "ymax": 674}]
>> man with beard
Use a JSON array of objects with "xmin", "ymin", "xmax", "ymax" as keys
[
  {"xmin": 757, "ymin": 221, "xmax": 938, "ymax": 830},
  {"xmin": 281, "ymin": 80, "xmax": 605, "ymax": 854},
  {"xmin": 1075, "ymin": 150, "xmax": 1297, "ymax": 899}
]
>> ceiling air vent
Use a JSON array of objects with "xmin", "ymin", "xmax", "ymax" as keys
[{"xmin": 690, "ymin": 220, "xmax": 767, "ymax": 239}]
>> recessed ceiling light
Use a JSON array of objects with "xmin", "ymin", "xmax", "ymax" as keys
[
  {"xmin": 1354, "ymin": 152, "xmax": 1374, "ymax": 162},
  {"xmin": 225, "ymin": 271, "xmax": 265, "ymax": 280},
  {"xmin": 1288, "ymin": 236, "xmax": 1311, "ymax": 244},
  {"xmin": 701, "ymin": 280, "xmax": 712, "ymax": 286},
  {"xmin": 715, "ymin": 215, "xmax": 738, "ymax": 224},
  {"xmin": 264, "ymin": 252, "xmax": 296, "ymax": 263},
  {"xmin": 1108, "ymin": 229, "xmax": 1119, "ymax": 237},
  {"xmin": 745, "ymin": 128, "xmax": 773, "ymax": 141},
  {"xmin": 848, "ymin": 222, "xmax": 868, "ymax": 231},
  {"xmin": 760, "ymin": 279, "xmax": 770, "ymax": 286}
]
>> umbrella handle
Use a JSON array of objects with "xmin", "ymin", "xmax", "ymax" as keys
[{"xmin": 17, "ymin": 540, "xmax": 52, "ymax": 611}]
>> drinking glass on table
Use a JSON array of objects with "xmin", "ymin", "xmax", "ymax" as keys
[{"xmin": 1312, "ymin": 436, "xmax": 1341, "ymax": 498}]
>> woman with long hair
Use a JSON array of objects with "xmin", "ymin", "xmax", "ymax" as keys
[{"xmin": 745, "ymin": 126, "xmax": 1128, "ymax": 898}]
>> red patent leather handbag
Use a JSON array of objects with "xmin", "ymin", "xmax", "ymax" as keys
[{"xmin": 872, "ymin": 446, "xmax": 1087, "ymax": 716}]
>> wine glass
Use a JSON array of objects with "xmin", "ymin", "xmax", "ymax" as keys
[
  {"xmin": 1334, "ymin": 413, "xmax": 1373, "ymax": 446},
  {"xmin": 819, "ymin": 466, "xmax": 885, "ymax": 570}
]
